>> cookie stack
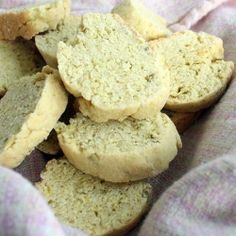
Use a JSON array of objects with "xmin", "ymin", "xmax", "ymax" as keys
[
  {"xmin": 35, "ymin": 11, "xmax": 181, "ymax": 184},
  {"xmin": 0, "ymin": 0, "xmax": 71, "ymax": 167},
  {"xmin": 0, "ymin": 0, "xmax": 234, "ymax": 235},
  {"xmin": 53, "ymin": 14, "xmax": 180, "ymax": 184}
]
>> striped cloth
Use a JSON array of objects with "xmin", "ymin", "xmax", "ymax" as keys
[{"xmin": 0, "ymin": 0, "xmax": 236, "ymax": 236}]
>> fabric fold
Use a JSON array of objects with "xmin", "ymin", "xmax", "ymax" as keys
[
  {"xmin": 0, "ymin": 1, "xmax": 235, "ymax": 236},
  {"xmin": 139, "ymin": 151, "xmax": 236, "ymax": 236}
]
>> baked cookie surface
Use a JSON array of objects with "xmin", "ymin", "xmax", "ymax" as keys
[
  {"xmin": 151, "ymin": 31, "xmax": 234, "ymax": 112},
  {"xmin": 56, "ymin": 113, "xmax": 181, "ymax": 182},
  {"xmin": 35, "ymin": 15, "xmax": 82, "ymax": 68},
  {"xmin": 112, "ymin": 0, "xmax": 171, "ymax": 40},
  {"xmin": 37, "ymin": 158, "xmax": 152, "ymax": 236},
  {"xmin": 58, "ymin": 13, "xmax": 170, "ymax": 122},
  {"xmin": 0, "ymin": 39, "xmax": 44, "ymax": 96},
  {"xmin": 0, "ymin": 66, "xmax": 68, "ymax": 168},
  {"xmin": 0, "ymin": 0, "xmax": 70, "ymax": 40}
]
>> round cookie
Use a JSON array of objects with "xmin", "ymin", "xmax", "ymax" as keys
[
  {"xmin": 35, "ymin": 16, "xmax": 82, "ymax": 68},
  {"xmin": 0, "ymin": 0, "xmax": 70, "ymax": 40},
  {"xmin": 37, "ymin": 159, "xmax": 152, "ymax": 236},
  {"xmin": 57, "ymin": 13, "xmax": 170, "ymax": 122},
  {"xmin": 112, "ymin": 0, "xmax": 171, "ymax": 40},
  {"xmin": 150, "ymin": 31, "xmax": 234, "ymax": 112},
  {"xmin": 163, "ymin": 110, "xmax": 201, "ymax": 134},
  {"xmin": 37, "ymin": 95, "xmax": 76, "ymax": 155},
  {"xmin": 0, "ymin": 66, "xmax": 68, "ymax": 168},
  {"xmin": 150, "ymin": 31, "xmax": 225, "ymax": 66},
  {"xmin": 165, "ymin": 61, "xmax": 234, "ymax": 112},
  {"xmin": 56, "ymin": 113, "xmax": 182, "ymax": 183},
  {"xmin": 0, "ymin": 39, "xmax": 44, "ymax": 97}
]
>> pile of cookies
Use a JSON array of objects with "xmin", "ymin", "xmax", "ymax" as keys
[{"xmin": 0, "ymin": 0, "xmax": 234, "ymax": 235}]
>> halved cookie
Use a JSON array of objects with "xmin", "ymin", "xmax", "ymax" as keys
[
  {"xmin": 0, "ymin": 39, "xmax": 44, "ymax": 97},
  {"xmin": 165, "ymin": 61, "xmax": 234, "ymax": 112},
  {"xmin": 57, "ymin": 13, "xmax": 170, "ymax": 122},
  {"xmin": 112, "ymin": 0, "xmax": 171, "ymax": 40},
  {"xmin": 56, "ymin": 113, "xmax": 182, "ymax": 183},
  {"xmin": 150, "ymin": 31, "xmax": 234, "ymax": 112},
  {"xmin": 0, "ymin": 66, "xmax": 68, "ymax": 168},
  {"xmin": 37, "ymin": 158, "xmax": 152, "ymax": 236},
  {"xmin": 37, "ymin": 95, "xmax": 76, "ymax": 155},
  {"xmin": 163, "ymin": 110, "xmax": 201, "ymax": 134},
  {"xmin": 35, "ymin": 15, "xmax": 82, "ymax": 68},
  {"xmin": 0, "ymin": 0, "xmax": 70, "ymax": 40}
]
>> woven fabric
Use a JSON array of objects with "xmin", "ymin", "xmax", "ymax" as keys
[{"xmin": 0, "ymin": 0, "xmax": 235, "ymax": 236}]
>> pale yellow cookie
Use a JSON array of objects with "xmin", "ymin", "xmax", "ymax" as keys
[
  {"xmin": 165, "ymin": 61, "xmax": 234, "ymax": 112},
  {"xmin": 150, "ymin": 31, "xmax": 234, "ymax": 112},
  {"xmin": 0, "ymin": 0, "xmax": 70, "ymax": 40},
  {"xmin": 57, "ymin": 13, "xmax": 170, "ymax": 122},
  {"xmin": 37, "ymin": 159, "xmax": 152, "ymax": 236},
  {"xmin": 112, "ymin": 0, "xmax": 171, "ymax": 40},
  {"xmin": 35, "ymin": 15, "xmax": 82, "ymax": 68},
  {"xmin": 56, "ymin": 113, "xmax": 182, "ymax": 183},
  {"xmin": 0, "ymin": 39, "xmax": 44, "ymax": 96},
  {"xmin": 150, "ymin": 31, "xmax": 225, "ymax": 65},
  {"xmin": 0, "ymin": 66, "xmax": 68, "ymax": 168},
  {"xmin": 163, "ymin": 110, "xmax": 201, "ymax": 134},
  {"xmin": 37, "ymin": 96, "xmax": 76, "ymax": 155}
]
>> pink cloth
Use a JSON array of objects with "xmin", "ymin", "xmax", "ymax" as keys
[
  {"xmin": 140, "ymin": 150, "xmax": 236, "ymax": 236},
  {"xmin": 0, "ymin": 0, "xmax": 236, "ymax": 236},
  {"xmin": 0, "ymin": 166, "xmax": 65, "ymax": 236}
]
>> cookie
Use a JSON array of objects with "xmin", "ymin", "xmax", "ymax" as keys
[
  {"xmin": 0, "ymin": 39, "xmax": 44, "ymax": 96},
  {"xmin": 57, "ymin": 13, "xmax": 170, "ymax": 122},
  {"xmin": 0, "ymin": 66, "xmax": 67, "ymax": 167},
  {"xmin": 0, "ymin": 0, "xmax": 70, "ymax": 40},
  {"xmin": 35, "ymin": 16, "xmax": 82, "ymax": 68},
  {"xmin": 56, "ymin": 113, "xmax": 182, "ymax": 182},
  {"xmin": 112, "ymin": 0, "xmax": 171, "ymax": 40},
  {"xmin": 163, "ymin": 110, "xmax": 201, "ymax": 134},
  {"xmin": 150, "ymin": 31, "xmax": 234, "ymax": 112},
  {"xmin": 37, "ymin": 158, "xmax": 152, "ymax": 236}
]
